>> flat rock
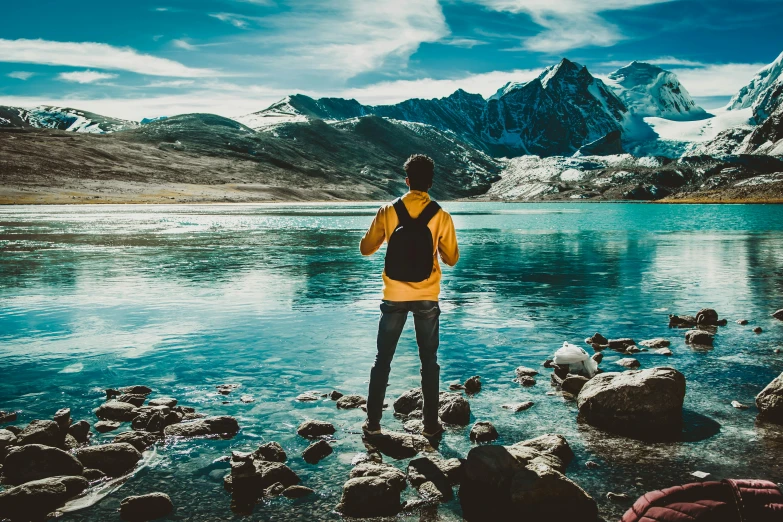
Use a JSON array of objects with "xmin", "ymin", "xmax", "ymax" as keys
[
  {"xmin": 502, "ymin": 402, "xmax": 534, "ymax": 412},
  {"xmin": 283, "ymin": 485, "xmax": 314, "ymax": 498},
  {"xmin": 616, "ymin": 358, "xmax": 641, "ymax": 369},
  {"xmin": 469, "ymin": 421, "xmax": 498, "ymax": 443},
  {"xmin": 3, "ymin": 444, "xmax": 84, "ymax": 485},
  {"xmin": 363, "ymin": 430, "xmax": 433, "ymax": 460},
  {"xmin": 148, "ymin": 397, "xmax": 177, "ymax": 408},
  {"xmin": 94, "ymin": 420, "xmax": 122, "ymax": 433},
  {"xmin": 296, "ymin": 419, "xmax": 335, "ymax": 438},
  {"xmin": 336, "ymin": 394, "xmax": 367, "ymax": 409},
  {"xmin": 117, "ymin": 394, "xmax": 147, "ymax": 407},
  {"xmin": 515, "ymin": 366, "xmax": 538, "ymax": 377},
  {"xmin": 438, "ymin": 392, "xmax": 471, "ymax": 425},
  {"xmin": 120, "ymin": 492, "xmax": 173, "ymax": 522},
  {"xmin": 295, "ymin": 391, "xmax": 320, "ymax": 402},
  {"xmin": 16, "ymin": 420, "xmax": 62, "ymax": 447},
  {"xmin": 639, "ymin": 338, "xmax": 670, "ymax": 349},
  {"xmin": 96, "ymin": 401, "xmax": 139, "ymax": 422},
  {"xmin": 608, "ymin": 338, "xmax": 635, "ymax": 350},
  {"xmin": 464, "ymin": 376, "xmax": 481, "ymax": 394},
  {"xmin": 112, "ymin": 431, "xmax": 159, "ymax": 452},
  {"xmin": 163, "ymin": 416, "xmax": 239, "ymax": 438},
  {"xmin": 685, "ymin": 329, "xmax": 714, "ymax": 346},
  {"xmin": 393, "ymin": 388, "xmax": 423, "ymax": 415},
  {"xmin": 757, "ymin": 371, "xmax": 783, "ymax": 423},
  {"xmin": 74, "ymin": 442, "xmax": 142, "ymax": 476},
  {"xmin": 0, "ymin": 476, "xmax": 89, "ymax": 522},
  {"xmin": 68, "ymin": 420, "xmax": 91, "ymax": 443},
  {"xmin": 562, "ymin": 375, "xmax": 589, "ymax": 395},
  {"xmin": 302, "ymin": 439, "xmax": 333, "ymax": 464},
  {"xmin": 119, "ymin": 385, "xmax": 153, "ymax": 396}
]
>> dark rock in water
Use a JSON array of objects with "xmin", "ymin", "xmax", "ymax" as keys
[
  {"xmin": 393, "ymin": 388, "xmax": 423, "ymax": 415},
  {"xmin": 655, "ymin": 348, "xmax": 673, "ymax": 356},
  {"xmin": 164, "ymin": 416, "xmax": 239, "ymax": 438},
  {"xmin": 553, "ymin": 364, "xmax": 569, "ymax": 379},
  {"xmin": 117, "ymin": 394, "xmax": 147, "ymax": 407},
  {"xmin": 438, "ymin": 392, "xmax": 471, "ymax": 425},
  {"xmin": 773, "ymin": 309, "xmax": 783, "ymax": 321},
  {"xmin": 337, "ymin": 475, "xmax": 402, "ymax": 518},
  {"xmin": 639, "ymin": 338, "xmax": 670, "ymax": 349},
  {"xmin": 350, "ymin": 462, "xmax": 406, "ymax": 492},
  {"xmin": 542, "ymin": 359, "xmax": 555, "ymax": 369},
  {"xmin": 120, "ymin": 492, "xmax": 173, "ymax": 521},
  {"xmin": 0, "ymin": 476, "xmax": 89, "ymax": 522},
  {"xmin": 408, "ymin": 455, "xmax": 464, "ymax": 487},
  {"xmin": 296, "ymin": 420, "xmax": 335, "ymax": 439},
  {"xmin": 328, "ymin": 390, "xmax": 344, "ymax": 400},
  {"xmin": 685, "ymin": 329, "xmax": 714, "ymax": 346},
  {"xmin": 696, "ymin": 308, "xmax": 719, "ymax": 326},
  {"xmin": 68, "ymin": 421, "xmax": 90, "ymax": 443},
  {"xmin": 74, "ymin": 443, "xmax": 142, "ymax": 476},
  {"xmin": 502, "ymin": 402, "xmax": 534, "ymax": 412},
  {"xmin": 303, "ymin": 439, "xmax": 333, "ymax": 464},
  {"xmin": 464, "ymin": 376, "xmax": 481, "ymax": 394},
  {"xmin": 592, "ymin": 352, "xmax": 604, "ymax": 364},
  {"xmin": 113, "ymin": 431, "xmax": 159, "ymax": 452},
  {"xmin": 562, "ymin": 375, "xmax": 590, "ymax": 395},
  {"xmin": 550, "ymin": 373, "xmax": 564, "ymax": 387},
  {"xmin": 515, "ymin": 366, "xmax": 538, "ymax": 378},
  {"xmin": 216, "ymin": 384, "xmax": 240, "ymax": 395},
  {"xmin": 577, "ymin": 367, "xmax": 686, "ymax": 434},
  {"xmin": 363, "ymin": 430, "xmax": 433, "ymax": 460},
  {"xmin": 336, "ymin": 395, "xmax": 367, "ymax": 409},
  {"xmin": 106, "ymin": 389, "xmax": 121, "ymax": 399},
  {"xmin": 94, "ymin": 421, "xmax": 121, "ymax": 433},
  {"xmin": 753, "ymin": 327, "xmax": 763, "ymax": 334},
  {"xmin": 737, "ymin": 319, "xmax": 749, "ymax": 325},
  {"xmin": 228, "ymin": 452, "xmax": 300, "ymax": 498},
  {"xmin": 96, "ymin": 401, "xmax": 139, "ymax": 422},
  {"xmin": 514, "ymin": 375, "xmax": 536, "ymax": 387},
  {"xmin": 16, "ymin": 420, "xmax": 62, "ymax": 447},
  {"xmin": 3, "ymin": 444, "xmax": 84, "ymax": 485},
  {"xmin": 716, "ymin": 319, "xmax": 728, "ymax": 326},
  {"xmin": 264, "ymin": 482, "xmax": 285, "ymax": 497},
  {"xmin": 148, "ymin": 397, "xmax": 177, "ymax": 408},
  {"xmin": 83, "ymin": 468, "xmax": 107, "ymax": 482},
  {"xmin": 119, "ymin": 385, "xmax": 153, "ymax": 396},
  {"xmin": 669, "ymin": 314, "xmax": 697, "ymax": 328},
  {"xmin": 0, "ymin": 411, "xmax": 18, "ymax": 424},
  {"xmin": 449, "ymin": 383, "xmax": 465, "ymax": 391},
  {"xmin": 53, "ymin": 408, "xmax": 71, "ymax": 433},
  {"xmin": 295, "ymin": 391, "xmax": 320, "ymax": 402},
  {"xmin": 253, "ymin": 441, "xmax": 286, "ymax": 463},
  {"xmin": 283, "ymin": 485, "xmax": 314, "ymax": 498},
  {"xmin": 131, "ymin": 406, "xmax": 175, "ymax": 433},
  {"xmin": 585, "ymin": 461, "xmax": 600, "ymax": 469},
  {"xmin": 586, "ymin": 333, "xmax": 608, "ymax": 346},
  {"xmin": 756, "ymin": 371, "xmax": 783, "ymax": 424},
  {"xmin": 616, "ymin": 358, "xmax": 641, "ymax": 369},
  {"xmin": 470, "ymin": 421, "xmax": 498, "ymax": 443},
  {"xmin": 512, "ymin": 434, "xmax": 574, "ymax": 467},
  {"xmin": 608, "ymin": 338, "xmax": 635, "ymax": 350}
]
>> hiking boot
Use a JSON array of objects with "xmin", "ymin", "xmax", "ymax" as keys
[
  {"xmin": 362, "ymin": 419, "xmax": 382, "ymax": 436},
  {"xmin": 422, "ymin": 422, "xmax": 444, "ymax": 439}
]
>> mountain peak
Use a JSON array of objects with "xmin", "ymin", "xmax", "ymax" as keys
[
  {"xmin": 727, "ymin": 49, "xmax": 783, "ymax": 122},
  {"xmin": 539, "ymin": 58, "xmax": 585, "ymax": 88}
]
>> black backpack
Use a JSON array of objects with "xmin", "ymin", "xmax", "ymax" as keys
[{"xmin": 385, "ymin": 198, "xmax": 441, "ymax": 283}]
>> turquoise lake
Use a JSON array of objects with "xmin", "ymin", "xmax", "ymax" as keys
[{"xmin": 1, "ymin": 202, "xmax": 782, "ymax": 521}]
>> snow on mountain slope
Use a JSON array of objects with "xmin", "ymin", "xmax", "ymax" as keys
[
  {"xmin": 647, "ymin": 107, "xmax": 753, "ymax": 143},
  {"xmin": 0, "ymin": 105, "xmax": 138, "ymax": 133},
  {"xmin": 605, "ymin": 62, "xmax": 707, "ymax": 120},
  {"xmin": 727, "ymin": 51, "xmax": 783, "ymax": 123}
]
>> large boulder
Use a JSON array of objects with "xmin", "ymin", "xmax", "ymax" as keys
[
  {"xmin": 2, "ymin": 444, "xmax": 84, "ymax": 485},
  {"xmin": 112, "ymin": 431, "xmax": 159, "ymax": 453},
  {"xmin": 0, "ymin": 476, "xmax": 89, "ymax": 522},
  {"xmin": 253, "ymin": 442, "xmax": 286, "ymax": 463},
  {"xmin": 577, "ymin": 367, "xmax": 686, "ymax": 434},
  {"xmin": 407, "ymin": 455, "xmax": 463, "ymax": 502},
  {"xmin": 337, "ymin": 475, "xmax": 402, "ymax": 518},
  {"xmin": 511, "ymin": 434, "xmax": 574, "ymax": 468},
  {"xmin": 96, "ymin": 401, "xmax": 139, "ymax": 422},
  {"xmin": 695, "ymin": 308, "xmax": 719, "ymax": 326},
  {"xmin": 470, "ymin": 421, "xmax": 498, "ymax": 443},
  {"xmin": 16, "ymin": 420, "xmax": 62, "ymax": 447},
  {"xmin": 562, "ymin": 376, "xmax": 589, "ymax": 395},
  {"xmin": 0, "ymin": 429, "xmax": 18, "ymax": 452},
  {"xmin": 73, "ymin": 443, "xmax": 142, "ymax": 476},
  {"xmin": 296, "ymin": 420, "xmax": 335, "ymax": 439},
  {"xmin": 350, "ymin": 462, "xmax": 406, "ymax": 492},
  {"xmin": 68, "ymin": 421, "xmax": 91, "ymax": 444},
  {"xmin": 685, "ymin": 329, "xmax": 714, "ymax": 346},
  {"xmin": 756, "ymin": 372, "xmax": 783, "ymax": 424},
  {"xmin": 393, "ymin": 388, "xmax": 423, "ymax": 415},
  {"xmin": 302, "ymin": 439, "xmax": 333, "ymax": 464},
  {"xmin": 163, "ymin": 416, "xmax": 239, "ymax": 438},
  {"xmin": 438, "ymin": 392, "xmax": 471, "ymax": 425},
  {"xmin": 119, "ymin": 492, "xmax": 173, "ymax": 521}
]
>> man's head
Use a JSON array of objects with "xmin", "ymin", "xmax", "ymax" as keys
[{"xmin": 404, "ymin": 154, "xmax": 435, "ymax": 192}]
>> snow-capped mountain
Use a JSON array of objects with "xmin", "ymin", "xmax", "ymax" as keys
[
  {"xmin": 727, "ymin": 51, "xmax": 783, "ymax": 123},
  {"xmin": 238, "ymin": 59, "xmax": 627, "ymax": 157},
  {"xmin": 605, "ymin": 61, "xmax": 707, "ymax": 120},
  {"xmin": 0, "ymin": 106, "xmax": 137, "ymax": 133}
]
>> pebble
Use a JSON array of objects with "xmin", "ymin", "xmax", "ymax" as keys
[
  {"xmin": 736, "ymin": 319, "xmax": 749, "ymax": 325},
  {"xmin": 731, "ymin": 401, "xmax": 749, "ymax": 410},
  {"xmin": 240, "ymin": 395, "xmax": 255, "ymax": 403}
]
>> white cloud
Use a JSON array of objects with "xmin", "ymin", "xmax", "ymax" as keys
[
  {"xmin": 210, "ymin": 13, "xmax": 254, "ymax": 29},
  {"xmin": 469, "ymin": 0, "xmax": 674, "ymax": 53},
  {"xmin": 58, "ymin": 70, "xmax": 118, "ymax": 84},
  {"xmin": 601, "ymin": 57, "xmax": 707, "ymax": 68},
  {"xmin": 443, "ymin": 37, "xmax": 488, "ymax": 48},
  {"xmin": 146, "ymin": 79, "xmax": 196, "ymax": 88},
  {"xmin": 0, "ymin": 38, "xmax": 216, "ymax": 77},
  {"xmin": 666, "ymin": 63, "xmax": 768, "ymax": 97},
  {"xmin": 172, "ymin": 39, "xmax": 198, "ymax": 51},
  {"xmin": 7, "ymin": 71, "xmax": 35, "ymax": 80}
]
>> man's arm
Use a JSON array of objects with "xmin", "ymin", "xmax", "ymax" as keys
[
  {"xmin": 437, "ymin": 212, "xmax": 459, "ymax": 266},
  {"xmin": 360, "ymin": 207, "xmax": 386, "ymax": 256}
]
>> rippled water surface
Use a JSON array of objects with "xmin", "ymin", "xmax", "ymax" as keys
[{"xmin": 1, "ymin": 203, "xmax": 783, "ymax": 521}]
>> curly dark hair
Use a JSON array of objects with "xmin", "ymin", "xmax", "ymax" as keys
[{"xmin": 403, "ymin": 154, "xmax": 435, "ymax": 191}]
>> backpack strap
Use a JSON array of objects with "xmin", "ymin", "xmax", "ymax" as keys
[
  {"xmin": 416, "ymin": 201, "xmax": 441, "ymax": 225},
  {"xmin": 392, "ymin": 198, "xmax": 412, "ymax": 226}
]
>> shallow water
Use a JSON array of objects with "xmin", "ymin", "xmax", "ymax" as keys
[{"xmin": 1, "ymin": 202, "xmax": 782, "ymax": 521}]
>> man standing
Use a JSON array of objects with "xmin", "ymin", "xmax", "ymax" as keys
[{"xmin": 360, "ymin": 154, "xmax": 459, "ymax": 439}]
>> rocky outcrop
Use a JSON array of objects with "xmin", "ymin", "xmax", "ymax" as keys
[
  {"xmin": 577, "ymin": 367, "xmax": 686, "ymax": 435},
  {"xmin": 163, "ymin": 416, "xmax": 239, "ymax": 438},
  {"xmin": 302, "ymin": 440, "xmax": 332, "ymax": 464},
  {"xmin": 2, "ymin": 444, "xmax": 84, "ymax": 485},
  {"xmin": 438, "ymin": 392, "xmax": 471, "ymax": 425},
  {"xmin": 756, "ymin": 372, "xmax": 783, "ymax": 424},
  {"xmin": 0, "ymin": 476, "xmax": 89, "ymax": 522},
  {"xmin": 470, "ymin": 422, "xmax": 498, "ymax": 443},
  {"xmin": 73, "ymin": 443, "xmax": 142, "ymax": 476},
  {"xmin": 15, "ymin": 420, "xmax": 62, "ymax": 447},
  {"xmin": 337, "ymin": 463, "xmax": 407, "ymax": 518},
  {"xmin": 296, "ymin": 420, "xmax": 335, "ymax": 439},
  {"xmin": 120, "ymin": 492, "xmax": 173, "ymax": 521}
]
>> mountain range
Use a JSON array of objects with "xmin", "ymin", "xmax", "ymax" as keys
[{"xmin": 1, "ymin": 52, "xmax": 783, "ymax": 203}]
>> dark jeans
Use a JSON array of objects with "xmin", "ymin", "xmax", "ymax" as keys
[{"xmin": 366, "ymin": 300, "xmax": 441, "ymax": 428}]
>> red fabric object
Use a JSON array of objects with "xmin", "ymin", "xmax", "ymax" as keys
[{"xmin": 621, "ymin": 479, "xmax": 783, "ymax": 522}]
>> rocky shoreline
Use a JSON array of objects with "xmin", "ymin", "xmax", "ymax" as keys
[{"xmin": 1, "ymin": 308, "xmax": 782, "ymax": 521}]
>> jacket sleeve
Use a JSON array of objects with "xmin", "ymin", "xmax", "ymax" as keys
[
  {"xmin": 360, "ymin": 207, "xmax": 386, "ymax": 256},
  {"xmin": 437, "ymin": 212, "xmax": 460, "ymax": 266}
]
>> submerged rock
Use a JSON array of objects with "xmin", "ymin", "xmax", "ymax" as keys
[
  {"xmin": 120, "ymin": 492, "xmax": 173, "ymax": 522},
  {"xmin": 577, "ymin": 367, "xmax": 686, "ymax": 434},
  {"xmin": 283, "ymin": 485, "xmax": 314, "ymax": 498},
  {"xmin": 470, "ymin": 421, "xmax": 498, "ymax": 443},
  {"xmin": 3, "ymin": 444, "xmax": 84, "ymax": 485},
  {"xmin": 685, "ymin": 329, "xmax": 714, "ymax": 346},
  {"xmin": 303, "ymin": 439, "xmax": 333, "ymax": 464},
  {"xmin": 0, "ymin": 476, "xmax": 89, "ymax": 522},
  {"xmin": 737, "ymin": 319, "xmax": 749, "ymax": 325},
  {"xmin": 669, "ymin": 314, "xmax": 697, "ymax": 328},
  {"xmin": 756, "ymin": 371, "xmax": 783, "ymax": 424},
  {"xmin": 639, "ymin": 338, "xmax": 670, "ymax": 349},
  {"xmin": 74, "ymin": 443, "xmax": 142, "ymax": 476},
  {"xmin": 438, "ymin": 392, "xmax": 471, "ymax": 425},
  {"xmin": 296, "ymin": 419, "xmax": 335, "ymax": 439},
  {"xmin": 502, "ymin": 402, "xmax": 534, "ymax": 412},
  {"xmin": 163, "ymin": 416, "xmax": 239, "ymax": 438},
  {"xmin": 336, "ymin": 395, "xmax": 367, "ymax": 409},
  {"xmin": 464, "ymin": 376, "xmax": 482, "ymax": 394},
  {"xmin": 16, "ymin": 420, "xmax": 62, "ymax": 447},
  {"xmin": 96, "ymin": 401, "xmax": 139, "ymax": 422}
]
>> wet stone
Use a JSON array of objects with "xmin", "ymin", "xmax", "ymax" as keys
[
  {"xmin": 328, "ymin": 390, "xmax": 344, "ymax": 400},
  {"xmin": 303, "ymin": 439, "xmax": 333, "ymax": 464},
  {"xmin": 68, "ymin": 420, "xmax": 91, "ymax": 443},
  {"xmin": 464, "ymin": 376, "xmax": 481, "ymax": 394},
  {"xmin": 119, "ymin": 385, "xmax": 153, "ymax": 396},
  {"xmin": 16, "ymin": 420, "xmax": 62, "ymax": 447},
  {"xmin": 502, "ymin": 402, "xmax": 534, "ymax": 412},
  {"xmin": 336, "ymin": 394, "xmax": 367, "ymax": 409},
  {"xmin": 515, "ymin": 366, "xmax": 539, "ymax": 377},
  {"xmin": 117, "ymin": 394, "xmax": 147, "ymax": 407},
  {"xmin": 217, "ymin": 384, "xmax": 241, "ymax": 395},
  {"xmin": 94, "ymin": 420, "xmax": 122, "ymax": 433},
  {"xmin": 0, "ymin": 411, "xmax": 18, "ymax": 424},
  {"xmin": 297, "ymin": 419, "xmax": 335, "ymax": 439},
  {"xmin": 470, "ymin": 421, "xmax": 499, "ymax": 443},
  {"xmin": 514, "ymin": 376, "xmax": 536, "ymax": 387},
  {"xmin": 120, "ymin": 492, "xmax": 173, "ymax": 522},
  {"xmin": 685, "ymin": 329, "xmax": 714, "ymax": 346},
  {"xmin": 616, "ymin": 358, "xmax": 640, "ymax": 369},
  {"xmin": 283, "ymin": 485, "xmax": 314, "ymax": 498},
  {"xmin": 148, "ymin": 397, "xmax": 177, "ymax": 408},
  {"xmin": 295, "ymin": 391, "xmax": 320, "ymax": 402},
  {"xmin": 53, "ymin": 408, "xmax": 71, "ymax": 433}
]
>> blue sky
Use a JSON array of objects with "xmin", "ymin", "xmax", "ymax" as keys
[{"xmin": 1, "ymin": 0, "xmax": 782, "ymax": 120}]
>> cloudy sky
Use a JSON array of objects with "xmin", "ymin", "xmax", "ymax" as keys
[{"xmin": 1, "ymin": 0, "xmax": 781, "ymax": 120}]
